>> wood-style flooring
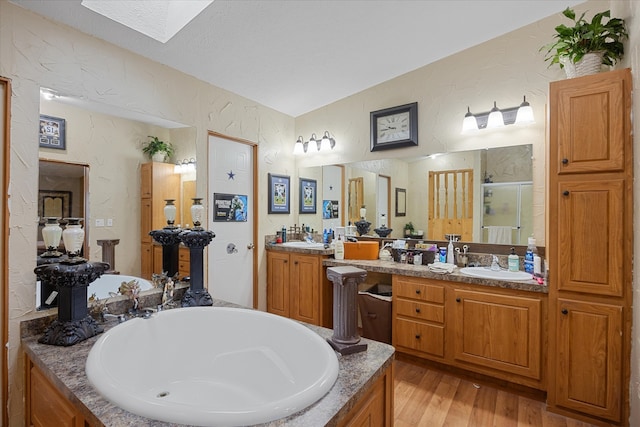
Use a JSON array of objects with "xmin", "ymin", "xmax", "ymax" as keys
[{"xmin": 394, "ymin": 359, "xmax": 599, "ymax": 427}]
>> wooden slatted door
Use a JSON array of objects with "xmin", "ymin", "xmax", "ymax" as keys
[{"xmin": 428, "ymin": 169, "xmax": 473, "ymax": 241}]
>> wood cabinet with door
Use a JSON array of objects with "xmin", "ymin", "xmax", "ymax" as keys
[
  {"xmin": 266, "ymin": 249, "xmax": 333, "ymax": 328},
  {"xmin": 392, "ymin": 275, "xmax": 546, "ymax": 390},
  {"xmin": 26, "ymin": 356, "xmax": 89, "ymax": 427},
  {"xmin": 548, "ymin": 69, "xmax": 632, "ymax": 425},
  {"xmin": 140, "ymin": 162, "xmax": 181, "ymax": 279}
]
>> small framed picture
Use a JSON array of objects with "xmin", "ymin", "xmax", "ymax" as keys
[
  {"xmin": 39, "ymin": 115, "xmax": 66, "ymax": 150},
  {"xmin": 268, "ymin": 173, "xmax": 290, "ymax": 214},
  {"xmin": 395, "ymin": 188, "xmax": 406, "ymax": 216},
  {"xmin": 299, "ymin": 178, "xmax": 317, "ymax": 214}
]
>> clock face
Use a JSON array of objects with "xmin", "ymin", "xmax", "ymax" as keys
[{"xmin": 377, "ymin": 111, "xmax": 411, "ymax": 143}]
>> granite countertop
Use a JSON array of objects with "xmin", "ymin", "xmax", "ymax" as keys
[
  {"xmin": 265, "ymin": 242, "xmax": 335, "ymax": 255},
  {"xmin": 323, "ymin": 258, "xmax": 548, "ymax": 294},
  {"xmin": 22, "ymin": 299, "xmax": 395, "ymax": 427}
]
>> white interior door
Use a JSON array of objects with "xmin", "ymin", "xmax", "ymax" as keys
[{"xmin": 207, "ymin": 134, "xmax": 255, "ymax": 307}]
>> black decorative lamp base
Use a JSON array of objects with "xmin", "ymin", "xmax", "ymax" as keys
[
  {"xmin": 179, "ymin": 227, "xmax": 215, "ymax": 307},
  {"xmin": 355, "ymin": 219, "xmax": 371, "ymax": 236},
  {"xmin": 34, "ymin": 259, "xmax": 109, "ymax": 346}
]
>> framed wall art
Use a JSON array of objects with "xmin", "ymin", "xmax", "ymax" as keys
[
  {"xmin": 370, "ymin": 102, "xmax": 418, "ymax": 152},
  {"xmin": 299, "ymin": 178, "xmax": 317, "ymax": 214},
  {"xmin": 268, "ymin": 173, "xmax": 290, "ymax": 214},
  {"xmin": 39, "ymin": 114, "xmax": 66, "ymax": 150},
  {"xmin": 38, "ymin": 190, "xmax": 72, "ymax": 219},
  {"xmin": 213, "ymin": 193, "xmax": 248, "ymax": 222},
  {"xmin": 395, "ymin": 188, "xmax": 406, "ymax": 216}
]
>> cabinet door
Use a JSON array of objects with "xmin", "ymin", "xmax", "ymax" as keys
[
  {"xmin": 152, "ymin": 244, "xmax": 163, "ymax": 275},
  {"xmin": 267, "ymin": 252, "xmax": 289, "ymax": 318},
  {"xmin": 140, "ymin": 163, "xmax": 152, "ymax": 198},
  {"xmin": 551, "ymin": 70, "xmax": 630, "ymax": 174},
  {"xmin": 29, "ymin": 362, "xmax": 84, "ymax": 427},
  {"xmin": 554, "ymin": 299, "xmax": 622, "ymax": 422},
  {"xmin": 557, "ymin": 179, "xmax": 624, "ymax": 296},
  {"xmin": 140, "ymin": 243, "xmax": 152, "ymax": 280},
  {"xmin": 178, "ymin": 246, "xmax": 190, "ymax": 278},
  {"xmin": 290, "ymin": 253, "xmax": 320, "ymax": 325},
  {"xmin": 140, "ymin": 198, "xmax": 152, "ymax": 244},
  {"xmin": 452, "ymin": 289, "xmax": 541, "ymax": 380}
]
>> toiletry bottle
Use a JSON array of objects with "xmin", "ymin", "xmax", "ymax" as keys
[
  {"xmin": 439, "ymin": 247, "xmax": 447, "ymax": 263},
  {"xmin": 524, "ymin": 237, "xmax": 537, "ymax": 274},
  {"xmin": 323, "ymin": 229, "xmax": 328, "ymax": 244},
  {"xmin": 508, "ymin": 247, "xmax": 519, "ymax": 272},
  {"xmin": 533, "ymin": 254, "xmax": 542, "ymax": 275},
  {"xmin": 446, "ymin": 237, "xmax": 455, "ymax": 264},
  {"xmin": 281, "ymin": 225, "xmax": 287, "ymax": 243},
  {"xmin": 334, "ymin": 235, "xmax": 344, "ymax": 260}
]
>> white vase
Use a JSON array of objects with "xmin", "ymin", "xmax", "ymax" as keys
[
  {"xmin": 62, "ymin": 218, "xmax": 85, "ymax": 256},
  {"xmin": 191, "ymin": 198, "xmax": 205, "ymax": 228},
  {"xmin": 152, "ymin": 152, "xmax": 166, "ymax": 162},
  {"xmin": 561, "ymin": 52, "xmax": 604, "ymax": 79},
  {"xmin": 163, "ymin": 199, "xmax": 177, "ymax": 226},
  {"xmin": 41, "ymin": 217, "xmax": 62, "ymax": 255}
]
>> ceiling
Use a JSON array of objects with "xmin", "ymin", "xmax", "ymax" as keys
[{"xmin": 12, "ymin": 0, "xmax": 584, "ymax": 118}]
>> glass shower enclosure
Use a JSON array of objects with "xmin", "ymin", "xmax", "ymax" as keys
[{"xmin": 481, "ymin": 181, "xmax": 533, "ymax": 245}]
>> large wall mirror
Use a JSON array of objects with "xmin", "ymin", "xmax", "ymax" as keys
[
  {"xmin": 38, "ymin": 92, "xmax": 197, "ymax": 285},
  {"xmin": 297, "ymin": 144, "xmax": 537, "ymax": 246}
]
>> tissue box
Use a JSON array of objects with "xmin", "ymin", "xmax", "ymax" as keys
[{"xmin": 344, "ymin": 241, "xmax": 379, "ymax": 260}]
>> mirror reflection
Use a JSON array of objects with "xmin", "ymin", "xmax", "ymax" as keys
[{"xmin": 298, "ymin": 144, "xmax": 534, "ymax": 245}]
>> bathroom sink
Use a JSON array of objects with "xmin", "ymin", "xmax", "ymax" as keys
[
  {"xmin": 86, "ymin": 307, "xmax": 339, "ymax": 426},
  {"xmin": 459, "ymin": 267, "xmax": 533, "ymax": 282},
  {"xmin": 280, "ymin": 241, "xmax": 326, "ymax": 248}
]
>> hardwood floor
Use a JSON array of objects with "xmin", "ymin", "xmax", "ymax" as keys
[{"xmin": 394, "ymin": 359, "xmax": 599, "ymax": 427}]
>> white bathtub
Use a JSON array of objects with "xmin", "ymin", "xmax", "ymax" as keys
[{"xmin": 87, "ymin": 274, "xmax": 153, "ymax": 300}]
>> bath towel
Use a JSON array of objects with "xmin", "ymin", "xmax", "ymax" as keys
[{"xmin": 487, "ymin": 226, "xmax": 512, "ymax": 244}]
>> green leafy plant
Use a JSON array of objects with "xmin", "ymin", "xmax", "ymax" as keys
[
  {"xmin": 142, "ymin": 136, "xmax": 174, "ymax": 160},
  {"xmin": 541, "ymin": 7, "xmax": 628, "ymax": 69},
  {"xmin": 404, "ymin": 222, "xmax": 414, "ymax": 232}
]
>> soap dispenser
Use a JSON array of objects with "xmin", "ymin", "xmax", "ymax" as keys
[{"xmin": 508, "ymin": 247, "xmax": 519, "ymax": 272}]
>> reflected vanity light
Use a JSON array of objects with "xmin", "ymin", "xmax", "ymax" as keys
[
  {"xmin": 293, "ymin": 131, "xmax": 336, "ymax": 155},
  {"xmin": 461, "ymin": 96, "xmax": 535, "ymax": 133},
  {"xmin": 174, "ymin": 158, "xmax": 196, "ymax": 174}
]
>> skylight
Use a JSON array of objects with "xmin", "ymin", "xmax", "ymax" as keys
[{"xmin": 81, "ymin": 0, "xmax": 213, "ymax": 43}]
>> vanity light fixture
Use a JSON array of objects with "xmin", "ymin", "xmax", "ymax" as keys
[
  {"xmin": 461, "ymin": 95, "xmax": 535, "ymax": 133},
  {"xmin": 293, "ymin": 131, "xmax": 336, "ymax": 155},
  {"xmin": 174, "ymin": 158, "xmax": 196, "ymax": 174}
]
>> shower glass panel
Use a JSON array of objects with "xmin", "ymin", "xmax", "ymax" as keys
[{"xmin": 481, "ymin": 182, "xmax": 532, "ymax": 245}]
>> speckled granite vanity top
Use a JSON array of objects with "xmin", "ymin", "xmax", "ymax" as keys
[
  {"xmin": 22, "ymin": 299, "xmax": 394, "ymax": 426},
  {"xmin": 323, "ymin": 258, "xmax": 548, "ymax": 294}
]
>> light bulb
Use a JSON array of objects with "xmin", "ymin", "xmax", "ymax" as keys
[{"xmin": 486, "ymin": 102, "xmax": 504, "ymax": 128}]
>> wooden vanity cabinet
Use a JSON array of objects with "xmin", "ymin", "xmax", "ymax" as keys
[
  {"xmin": 392, "ymin": 275, "xmax": 546, "ymax": 390},
  {"xmin": 338, "ymin": 364, "xmax": 394, "ymax": 427},
  {"xmin": 266, "ymin": 250, "xmax": 333, "ymax": 328},
  {"xmin": 548, "ymin": 69, "xmax": 632, "ymax": 424},
  {"xmin": 26, "ymin": 357, "xmax": 88, "ymax": 427},
  {"xmin": 140, "ymin": 162, "xmax": 181, "ymax": 279}
]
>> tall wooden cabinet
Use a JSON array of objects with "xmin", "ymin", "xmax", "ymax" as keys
[
  {"xmin": 548, "ymin": 69, "xmax": 632, "ymax": 425},
  {"xmin": 140, "ymin": 162, "xmax": 181, "ymax": 279}
]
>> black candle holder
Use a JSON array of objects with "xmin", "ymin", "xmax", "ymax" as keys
[
  {"xmin": 34, "ymin": 259, "xmax": 109, "ymax": 346},
  {"xmin": 355, "ymin": 218, "xmax": 371, "ymax": 236},
  {"xmin": 149, "ymin": 227, "xmax": 183, "ymax": 278},
  {"xmin": 179, "ymin": 228, "xmax": 215, "ymax": 307}
]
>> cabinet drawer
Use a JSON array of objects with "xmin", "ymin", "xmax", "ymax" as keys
[
  {"xmin": 394, "ymin": 276, "xmax": 444, "ymax": 303},
  {"xmin": 395, "ymin": 317, "xmax": 444, "ymax": 358},
  {"xmin": 395, "ymin": 298, "xmax": 444, "ymax": 323}
]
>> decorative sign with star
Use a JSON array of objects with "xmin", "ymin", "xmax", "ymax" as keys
[{"xmin": 213, "ymin": 193, "xmax": 248, "ymax": 222}]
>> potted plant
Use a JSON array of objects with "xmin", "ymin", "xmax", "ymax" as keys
[
  {"xmin": 142, "ymin": 136, "xmax": 174, "ymax": 162},
  {"xmin": 541, "ymin": 7, "xmax": 628, "ymax": 78},
  {"xmin": 403, "ymin": 221, "xmax": 414, "ymax": 237}
]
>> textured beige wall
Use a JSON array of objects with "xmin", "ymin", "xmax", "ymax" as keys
[{"xmin": 0, "ymin": 2, "xmax": 295, "ymax": 424}]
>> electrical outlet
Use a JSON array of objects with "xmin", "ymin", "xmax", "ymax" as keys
[
  {"xmin": 95, "ymin": 218, "xmax": 105, "ymax": 227},
  {"xmin": 107, "ymin": 218, "xmax": 113, "ymax": 227}
]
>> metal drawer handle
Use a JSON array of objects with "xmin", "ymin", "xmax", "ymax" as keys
[
  {"xmin": 563, "ymin": 190, "xmax": 570, "ymax": 196},
  {"xmin": 562, "ymin": 158, "xmax": 569, "ymax": 165},
  {"xmin": 415, "ymin": 289, "xmax": 421, "ymax": 295},
  {"xmin": 456, "ymin": 297, "xmax": 461, "ymax": 303},
  {"xmin": 561, "ymin": 308, "xmax": 569, "ymax": 315},
  {"xmin": 415, "ymin": 334, "xmax": 421, "ymax": 339},
  {"xmin": 415, "ymin": 307, "xmax": 421, "ymax": 314}
]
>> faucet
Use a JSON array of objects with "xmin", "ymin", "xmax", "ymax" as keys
[
  {"xmin": 490, "ymin": 255, "xmax": 501, "ymax": 271},
  {"xmin": 100, "ymin": 307, "xmax": 126, "ymax": 323}
]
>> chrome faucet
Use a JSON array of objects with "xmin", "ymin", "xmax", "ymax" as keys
[
  {"xmin": 101, "ymin": 307, "xmax": 126, "ymax": 323},
  {"xmin": 490, "ymin": 255, "xmax": 501, "ymax": 271}
]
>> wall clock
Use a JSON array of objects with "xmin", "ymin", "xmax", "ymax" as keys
[{"xmin": 370, "ymin": 102, "xmax": 418, "ymax": 152}]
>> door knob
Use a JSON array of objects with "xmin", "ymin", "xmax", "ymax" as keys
[{"xmin": 247, "ymin": 243, "xmax": 255, "ymax": 249}]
